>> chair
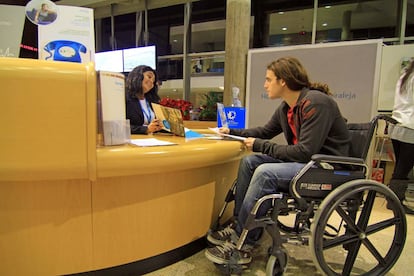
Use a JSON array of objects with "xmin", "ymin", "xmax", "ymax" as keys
[{"xmin": 211, "ymin": 115, "xmax": 407, "ymax": 275}]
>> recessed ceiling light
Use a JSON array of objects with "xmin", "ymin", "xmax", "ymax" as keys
[
  {"xmin": 282, "ymin": 27, "xmax": 287, "ymax": 31},
  {"xmin": 278, "ymin": 11, "xmax": 284, "ymax": 14},
  {"xmin": 173, "ymin": 39, "xmax": 178, "ymax": 43},
  {"xmin": 322, "ymin": 23, "xmax": 328, "ymax": 27},
  {"xmin": 325, "ymin": 5, "xmax": 331, "ymax": 9}
]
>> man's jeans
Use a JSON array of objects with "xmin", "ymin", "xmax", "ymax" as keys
[{"xmin": 234, "ymin": 154, "xmax": 306, "ymax": 244}]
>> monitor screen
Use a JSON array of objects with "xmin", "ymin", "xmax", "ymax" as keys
[
  {"xmin": 123, "ymin": 45, "xmax": 156, "ymax": 72},
  {"xmin": 95, "ymin": 50, "xmax": 123, "ymax": 72}
]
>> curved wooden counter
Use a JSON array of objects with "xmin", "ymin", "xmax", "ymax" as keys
[
  {"xmin": 0, "ymin": 135, "xmax": 245, "ymax": 275},
  {"xmin": 92, "ymin": 136, "xmax": 245, "ymax": 271},
  {"xmin": 0, "ymin": 58, "xmax": 245, "ymax": 275}
]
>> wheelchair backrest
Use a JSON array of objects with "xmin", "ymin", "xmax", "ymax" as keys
[
  {"xmin": 349, "ymin": 115, "xmax": 398, "ymax": 161},
  {"xmin": 347, "ymin": 122, "xmax": 372, "ymax": 159}
]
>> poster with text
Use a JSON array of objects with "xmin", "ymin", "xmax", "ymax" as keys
[{"xmin": 36, "ymin": 0, "xmax": 94, "ymax": 63}]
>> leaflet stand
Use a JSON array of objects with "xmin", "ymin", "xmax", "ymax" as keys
[{"xmin": 97, "ymin": 71, "xmax": 131, "ymax": 146}]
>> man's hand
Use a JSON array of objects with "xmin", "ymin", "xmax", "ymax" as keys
[
  {"xmin": 218, "ymin": 127, "xmax": 230, "ymax": 134},
  {"xmin": 244, "ymin": 137, "xmax": 255, "ymax": 150}
]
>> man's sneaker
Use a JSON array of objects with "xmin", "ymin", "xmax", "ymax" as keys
[
  {"xmin": 404, "ymin": 205, "xmax": 414, "ymax": 215},
  {"xmin": 207, "ymin": 223, "xmax": 238, "ymax": 246},
  {"xmin": 402, "ymin": 200, "xmax": 414, "ymax": 215},
  {"xmin": 205, "ymin": 241, "xmax": 252, "ymax": 265}
]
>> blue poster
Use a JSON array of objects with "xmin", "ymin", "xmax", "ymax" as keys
[{"xmin": 217, "ymin": 105, "xmax": 246, "ymax": 129}]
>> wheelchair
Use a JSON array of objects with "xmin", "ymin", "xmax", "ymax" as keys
[{"xmin": 210, "ymin": 115, "xmax": 407, "ymax": 275}]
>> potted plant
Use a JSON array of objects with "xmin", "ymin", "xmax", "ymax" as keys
[{"xmin": 198, "ymin": 92, "xmax": 222, "ymax": 121}]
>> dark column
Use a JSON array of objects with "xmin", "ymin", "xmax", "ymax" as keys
[
  {"xmin": 252, "ymin": 1, "xmax": 269, "ymax": 48},
  {"xmin": 183, "ymin": 2, "xmax": 192, "ymax": 101}
]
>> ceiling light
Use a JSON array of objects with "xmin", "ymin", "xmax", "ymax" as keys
[
  {"xmin": 322, "ymin": 23, "xmax": 328, "ymax": 27},
  {"xmin": 282, "ymin": 27, "xmax": 287, "ymax": 31},
  {"xmin": 325, "ymin": 5, "xmax": 331, "ymax": 9}
]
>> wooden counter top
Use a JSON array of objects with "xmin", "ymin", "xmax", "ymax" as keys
[{"xmin": 96, "ymin": 134, "xmax": 245, "ymax": 178}]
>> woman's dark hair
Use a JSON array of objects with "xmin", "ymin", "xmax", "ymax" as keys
[
  {"xmin": 400, "ymin": 59, "xmax": 414, "ymax": 93},
  {"xmin": 267, "ymin": 57, "xmax": 331, "ymax": 95},
  {"xmin": 125, "ymin": 65, "xmax": 160, "ymax": 102}
]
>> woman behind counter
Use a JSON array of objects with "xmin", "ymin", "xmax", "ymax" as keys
[{"xmin": 126, "ymin": 65, "xmax": 163, "ymax": 134}]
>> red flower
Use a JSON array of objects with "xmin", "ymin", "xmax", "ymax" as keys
[{"xmin": 160, "ymin": 98, "xmax": 193, "ymax": 120}]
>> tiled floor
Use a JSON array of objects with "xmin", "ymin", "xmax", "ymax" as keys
[{"xmin": 145, "ymin": 197, "xmax": 414, "ymax": 275}]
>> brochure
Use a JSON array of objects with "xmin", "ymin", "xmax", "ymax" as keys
[
  {"xmin": 208, "ymin": 127, "xmax": 246, "ymax": 141},
  {"xmin": 129, "ymin": 138, "xmax": 176, "ymax": 147},
  {"xmin": 152, "ymin": 103, "xmax": 185, "ymax": 137}
]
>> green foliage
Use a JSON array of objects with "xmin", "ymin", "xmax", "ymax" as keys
[{"xmin": 198, "ymin": 92, "xmax": 222, "ymax": 121}]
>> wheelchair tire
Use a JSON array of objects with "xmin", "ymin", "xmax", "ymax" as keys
[
  {"xmin": 309, "ymin": 179, "xmax": 407, "ymax": 276},
  {"xmin": 266, "ymin": 250, "xmax": 288, "ymax": 276}
]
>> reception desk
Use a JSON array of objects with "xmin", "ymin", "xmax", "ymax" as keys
[
  {"xmin": 93, "ymin": 136, "xmax": 244, "ymax": 271},
  {"xmin": 0, "ymin": 58, "xmax": 245, "ymax": 275}
]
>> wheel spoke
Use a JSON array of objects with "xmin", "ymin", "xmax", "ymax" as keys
[
  {"xmin": 365, "ymin": 217, "xmax": 401, "ymax": 235},
  {"xmin": 341, "ymin": 191, "xmax": 380, "ymax": 274},
  {"xmin": 323, "ymin": 232, "xmax": 359, "ymax": 250},
  {"xmin": 342, "ymin": 240, "xmax": 362, "ymax": 275},
  {"xmin": 357, "ymin": 190, "xmax": 376, "ymax": 230},
  {"xmin": 362, "ymin": 238, "xmax": 386, "ymax": 266},
  {"xmin": 335, "ymin": 205, "xmax": 358, "ymax": 232}
]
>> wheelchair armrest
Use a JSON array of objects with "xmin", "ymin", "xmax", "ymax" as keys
[{"xmin": 311, "ymin": 154, "xmax": 365, "ymax": 165}]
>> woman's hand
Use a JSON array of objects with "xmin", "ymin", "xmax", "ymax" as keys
[{"xmin": 147, "ymin": 119, "xmax": 163, "ymax": 134}]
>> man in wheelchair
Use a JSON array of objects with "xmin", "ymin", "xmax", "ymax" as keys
[{"xmin": 205, "ymin": 56, "xmax": 351, "ymax": 266}]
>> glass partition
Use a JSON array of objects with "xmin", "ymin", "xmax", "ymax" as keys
[
  {"xmin": 316, "ymin": 4, "xmax": 345, "ymax": 43},
  {"xmin": 170, "ymin": 19, "xmax": 226, "ymax": 54},
  {"xmin": 317, "ymin": 0, "xmax": 399, "ymax": 42},
  {"xmin": 268, "ymin": 8, "xmax": 314, "ymax": 46},
  {"xmin": 157, "ymin": 52, "xmax": 225, "ymax": 80}
]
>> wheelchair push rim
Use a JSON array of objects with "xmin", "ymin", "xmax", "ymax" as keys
[{"xmin": 309, "ymin": 179, "xmax": 407, "ymax": 276}]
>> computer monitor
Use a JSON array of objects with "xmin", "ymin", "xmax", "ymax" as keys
[
  {"xmin": 123, "ymin": 45, "xmax": 156, "ymax": 72},
  {"xmin": 95, "ymin": 49, "xmax": 123, "ymax": 72}
]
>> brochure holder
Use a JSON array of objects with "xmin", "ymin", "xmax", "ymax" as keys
[
  {"xmin": 97, "ymin": 71, "xmax": 130, "ymax": 146},
  {"xmin": 102, "ymin": 119, "xmax": 131, "ymax": 146}
]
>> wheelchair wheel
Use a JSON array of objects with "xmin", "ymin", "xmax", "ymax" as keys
[
  {"xmin": 266, "ymin": 249, "xmax": 288, "ymax": 276},
  {"xmin": 310, "ymin": 179, "xmax": 406, "ymax": 276}
]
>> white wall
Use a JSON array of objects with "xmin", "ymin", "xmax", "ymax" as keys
[{"xmin": 246, "ymin": 40, "xmax": 382, "ymax": 127}]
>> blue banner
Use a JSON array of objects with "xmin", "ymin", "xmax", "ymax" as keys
[{"xmin": 217, "ymin": 106, "xmax": 246, "ymax": 129}]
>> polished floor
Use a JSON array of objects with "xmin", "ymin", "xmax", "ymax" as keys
[{"xmin": 145, "ymin": 197, "xmax": 414, "ymax": 275}]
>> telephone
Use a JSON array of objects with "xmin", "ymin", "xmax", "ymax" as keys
[{"xmin": 43, "ymin": 40, "xmax": 87, "ymax": 63}]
